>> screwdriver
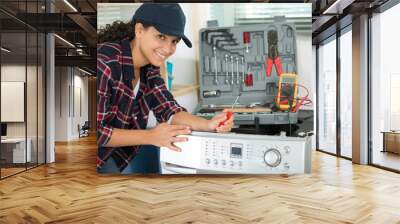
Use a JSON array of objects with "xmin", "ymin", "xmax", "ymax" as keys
[
  {"xmin": 243, "ymin": 32, "xmax": 250, "ymax": 53},
  {"xmin": 218, "ymin": 93, "xmax": 241, "ymax": 127}
]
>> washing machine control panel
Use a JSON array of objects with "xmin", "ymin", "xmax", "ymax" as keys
[
  {"xmin": 160, "ymin": 132, "xmax": 311, "ymax": 174},
  {"xmin": 199, "ymin": 137, "xmax": 304, "ymax": 174}
]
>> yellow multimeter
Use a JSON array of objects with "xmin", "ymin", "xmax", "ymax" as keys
[{"xmin": 275, "ymin": 73, "xmax": 298, "ymax": 111}]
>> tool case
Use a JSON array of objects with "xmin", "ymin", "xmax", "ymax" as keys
[{"xmin": 195, "ymin": 19, "xmax": 299, "ymax": 125}]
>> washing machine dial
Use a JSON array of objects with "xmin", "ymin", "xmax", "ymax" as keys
[{"xmin": 263, "ymin": 148, "xmax": 282, "ymax": 167}]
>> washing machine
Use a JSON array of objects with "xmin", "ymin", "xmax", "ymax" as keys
[{"xmin": 160, "ymin": 131, "xmax": 311, "ymax": 174}]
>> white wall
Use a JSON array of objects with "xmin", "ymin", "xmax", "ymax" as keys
[
  {"xmin": 1, "ymin": 63, "xmax": 46, "ymax": 163},
  {"xmin": 175, "ymin": 91, "xmax": 198, "ymax": 114},
  {"xmin": 312, "ymin": 45, "xmax": 316, "ymax": 110},
  {"xmin": 72, "ymin": 73, "xmax": 89, "ymax": 138},
  {"xmin": 54, "ymin": 67, "xmax": 89, "ymax": 141},
  {"xmin": 166, "ymin": 3, "xmax": 201, "ymax": 86},
  {"xmin": 312, "ymin": 45, "xmax": 317, "ymax": 150},
  {"xmin": 296, "ymin": 32, "xmax": 314, "ymax": 111},
  {"xmin": 1, "ymin": 65, "xmax": 26, "ymax": 140},
  {"xmin": 1, "ymin": 65, "xmax": 26, "ymax": 82},
  {"xmin": 147, "ymin": 91, "xmax": 199, "ymax": 129},
  {"xmin": 55, "ymin": 67, "xmax": 68, "ymax": 141},
  {"xmin": 1, "ymin": 65, "xmax": 35, "ymax": 137}
]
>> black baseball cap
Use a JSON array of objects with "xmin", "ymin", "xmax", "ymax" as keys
[{"xmin": 132, "ymin": 3, "xmax": 192, "ymax": 48}]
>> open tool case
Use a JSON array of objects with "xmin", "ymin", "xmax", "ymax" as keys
[{"xmin": 195, "ymin": 19, "xmax": 299, "ymax": 126}]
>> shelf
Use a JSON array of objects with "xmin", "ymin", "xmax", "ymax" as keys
[{"xmin": 171, "ymin": 84, "xmax": 199, "ymax": 97}]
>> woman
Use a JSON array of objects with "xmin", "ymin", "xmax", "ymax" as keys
[{"xmin": 97, "ymin": 3, "xmax": 233, "ymax": 174}]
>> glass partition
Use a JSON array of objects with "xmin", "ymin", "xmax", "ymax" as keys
[
  {"xmin": 339, "ymin": 28, "xmax": 352, "ymax": 158},
  {"xmin": 317, "ymin": 36, "xmax": 337, "ymax": 155},
  {"xmin": 371, "ymin": 3, "xmax": 400, "ymax": 171},
  {"xmin": 0, "ymin": 0, "xmax": 46, "ymax": 179},
  {"xmin": 1, "ymin": 24, "xmax": 28, "ymax": 178}
]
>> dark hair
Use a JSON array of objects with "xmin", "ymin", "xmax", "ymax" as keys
[{"xmin": 97, "ymin": 20, "xmax": 151, "ymax": 43}]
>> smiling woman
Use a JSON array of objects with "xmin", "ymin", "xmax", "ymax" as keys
[{"xmin": 96, "ymin": 3, "xmax": 234, "ymax": 174}]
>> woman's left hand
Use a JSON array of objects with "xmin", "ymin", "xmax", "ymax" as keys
[{"xmin": 207, "ymin": 109, "xmax": 234, "ymax": 133}]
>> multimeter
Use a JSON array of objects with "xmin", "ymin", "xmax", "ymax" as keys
[{"xmin": 275, "ymin": 73, "xmax": 298, "ymax": 111}]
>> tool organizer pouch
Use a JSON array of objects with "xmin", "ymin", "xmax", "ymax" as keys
[{"xmin": 196, "ymin": 19, "xmax": 298, "ymax": 125}]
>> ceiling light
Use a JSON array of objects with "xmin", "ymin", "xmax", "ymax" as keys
[
  {"xmin": 323, "ymin": 0, "xmax": 354, "ymax": 15},
  {"xmin": 54, "ymin": 34, "xmax": 75, "ymax": 48},
  {"xmin": 63, "ymin": 0, "xmax": 78, "ymax": 12},
  {"xmin": 1, "ymin": 47, "xmax": 11, "ymax": 53},
  {"xmin": 78, "ymin": 67, "xmax": 93, "ymax": 76}
]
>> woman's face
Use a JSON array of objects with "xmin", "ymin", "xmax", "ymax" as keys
[{"xmin": 135, "ymin": 23, "xmax": 181, "ymax": 67}]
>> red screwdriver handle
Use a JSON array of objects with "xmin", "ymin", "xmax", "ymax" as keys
[
  {"xmin": 243, "ymin": 32, "xmax": 250, "ymax": 44},
  {"xmin": 218, "ymin": 111, "xmax": 233, "ymax": 127}
]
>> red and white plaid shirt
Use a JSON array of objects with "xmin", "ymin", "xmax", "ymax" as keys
[{"xmin": 97, "ymin": 38, "xmax": 186, "ymax": 172}]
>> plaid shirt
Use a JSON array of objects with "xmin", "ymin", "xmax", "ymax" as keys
[{"xmin": 97, "ymin": 38, "xmax": 186, "ymax": 172}]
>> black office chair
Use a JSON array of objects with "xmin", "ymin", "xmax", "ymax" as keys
[{"xmin": 78, "ymin": 121, "xmax": 90, "ymax": 138}]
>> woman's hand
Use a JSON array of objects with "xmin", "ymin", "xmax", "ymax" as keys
[
  {"xmin": 207, "ymin": 110, "xmax": 234, "ymax": 133},
  {"xmin": 148, "ymin": 123, "xmax": 191, "ymax": 152}
]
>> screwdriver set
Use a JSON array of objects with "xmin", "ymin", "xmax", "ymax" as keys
[{"xmin": 195, "ymin": 20, "xmax": 299, "ymax": 126}]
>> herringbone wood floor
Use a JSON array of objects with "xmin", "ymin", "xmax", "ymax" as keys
[{"xmin": 1, "ymin": 135, "xmax": 400, "ymax": 224}]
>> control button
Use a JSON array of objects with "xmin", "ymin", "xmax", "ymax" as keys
[
  {"xmin": 230, "ymin": 161, "xmax": 234, "ymax": 166},
  {"xmin": 213, "ymin": 159, "xmax": 218, "ymax": 165},
  {"xmin": 222, "ymin": 160, "xmax": 226, "ymax": 166},
  {"xmin": 263, "ymin": 148, "xmax": 282, "ymax": 167},
  {"xmin": 206, "ymin": 158, "xmax": 210, "ymax": 164},
  {"xmin": 284, "ymin": 162, "xmax": 290, "ymax": 170},
  {"xmin": 284, "ymin": 146, "xmax": 290, "ymax": 154}
]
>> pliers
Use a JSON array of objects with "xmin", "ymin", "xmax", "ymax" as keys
[{"xmin": 265, "ymin": 29, "xmax": 282, "ymax": 77}]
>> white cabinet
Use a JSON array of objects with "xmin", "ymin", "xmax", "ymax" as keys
[{"xmin": 1, "ymin": 138, "xmax": 32, "ymax": 163}]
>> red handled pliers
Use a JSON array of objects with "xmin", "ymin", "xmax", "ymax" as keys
[{"xmin": 265, "ymin": 30, "xmax": 282, "ymax": 77}]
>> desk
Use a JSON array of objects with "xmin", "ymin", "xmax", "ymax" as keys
[
  {"xmin": 382, "ymin": 131, "xmax": 400, "ymax": 154},
  {"xmin": 1, "ymin": 138, "xmax": 31, "ymax": 163}
]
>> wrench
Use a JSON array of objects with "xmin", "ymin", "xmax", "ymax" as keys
[
  {"xmin": 241, "ymin": 57, "xmax": 245, "ymax": 83},
  {"xmin": 236, "ymin": 56, "xmax": 240, "ymax": 85},
  {"xmin": 213, "ymin": 46, "xmax": 218, "ymax": 85},
  {"xmin": 225, "ymin": 54, "xmax": 229, "ymax": 84},
  {"xmin": 230, "ymin": 55, "xmax": 234, "ymax": 85}
]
